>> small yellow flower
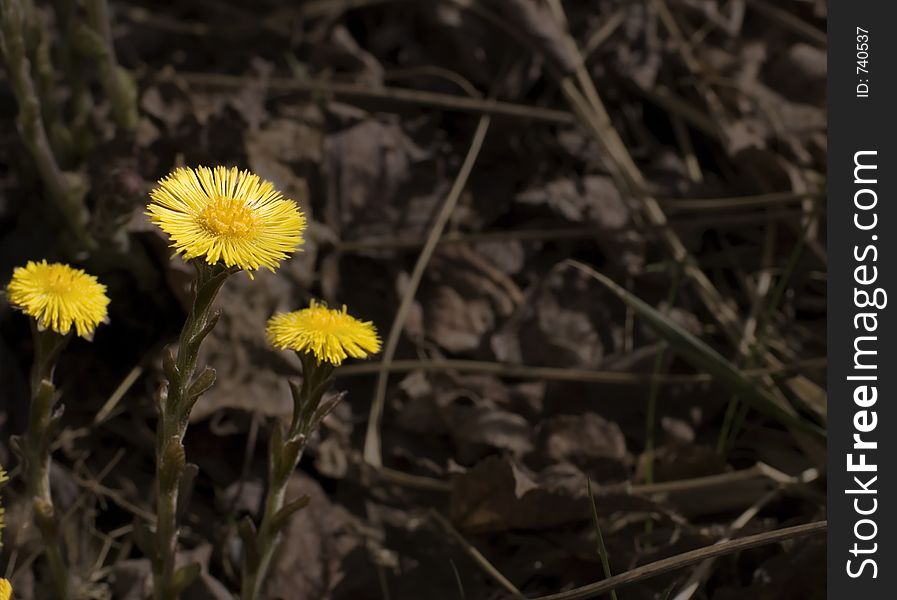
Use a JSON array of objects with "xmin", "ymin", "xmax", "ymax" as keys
[
  {"xmin": 147, "ymin": 166, "xmax": 306, "ymax": 275},
  {"xmin": 6, "ymin": 261, "xmax": 110, "ymax": 338},
  {"xmin": 267, "ymin": 301, "xmax": 381, "ymax": 366},
  {"xmin": 0, "ymin": 578, "xmax": 11, "ymax": 600}
]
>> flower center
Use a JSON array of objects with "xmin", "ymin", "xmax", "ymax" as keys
[
  {"xmin": 199, "ymin": 197, "xmax": 256, "ymax": 237},
  {"xmin": 39, "ymin": 270, "xmax": 77, "ymax": 296}
]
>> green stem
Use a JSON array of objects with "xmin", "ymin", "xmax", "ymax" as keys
[
  {"xmin": 153, "ymin": 262, "xmax": 229, "ymax": 600},
  {"xmin": 49, "ymin": 0, "xmax": 93, "ymax": 164},
  {"xmin": 23, "ymin": 325, "xmax": 72, "ymax": 600},
  {"xmin": 718, "ymin": 205, "xmax": 820, "ymax": 452},
  {"xmin": 83, "ymin": 0, "xmax": 137, "ymax": 131},
  {"xmin": 241, "ymin": 356, "xmax": 334, "ymax": 600},
  {"xmin": 0, "ymin": 0, "xmax": 93, "ymax": 249},
  {"xmin": 587, "ymin": 479, "xmax": 619, "ymax": 600},
  {"xmin": 240, "ymin": 455, "xmax": 296, "ymax": 600},
  {"xmin": 643, "ymin": 265, "xmax": 681, "ymax": 537}
]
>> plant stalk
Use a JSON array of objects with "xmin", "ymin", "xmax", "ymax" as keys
[
  {"xmin": 23, "ymin": 325, "xmax": 72, "ymax": 600},
  {"xmin": 241, "ymin": 356, "xmax": 335, "ymax": 600},
  {"xmin": 240, "ymin": 467, "xmax": 293, "ymax": 600},
  {"xmin": 83, "ymin": 0, "xmax": 137, "ymax": 131},
  {"xmin": 0, "ymin": 0, "xmax": 93, "ymax": 249},
  {"xmin": 152, "ymin": 262, "xmax": 229, "ymax": 600}
]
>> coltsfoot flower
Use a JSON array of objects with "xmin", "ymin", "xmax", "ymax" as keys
[
  {"xmin": 0, "ymin": 577, "xmax": 10, "ymax": 600},
  {"xmin": 267, "ymin": 301, "xmax": 381, "ymax": 366},
  {"xmin": 148, "ymin": 166, "xmax": 306, "ymax": 275},
  {"xmin": 6, "ymin": 261, "xmax": 110, "ymax": 338}
]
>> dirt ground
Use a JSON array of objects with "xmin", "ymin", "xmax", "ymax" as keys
[{"xmin": 0, "ymin": 1, "xmax": 827, "ymax": 598}]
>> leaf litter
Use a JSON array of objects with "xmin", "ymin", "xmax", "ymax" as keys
[{"xmin": 0, "ymin": 1, "xmax": 826, "ymax": 598}]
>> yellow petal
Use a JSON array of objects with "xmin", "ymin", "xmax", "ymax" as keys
[
  {"xmin": 266, "ymin": 301, "xmax": 381, "ymax": 366},
  {"xmin": 6, "ymin": 261, "xmax": 109, "ymax": 338},
  {"xmin": 147, "ymin": 166, "xmax": 306, "ymax": 274},
  {"xmin": 0, "ymin": 577, "xmax": 12, "ymax": 600}
]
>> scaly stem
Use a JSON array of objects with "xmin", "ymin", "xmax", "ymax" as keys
[
  {"xmin": 241, "ymin": 465, "xmax": 293, "ymax": 600},
  {"xmin": 23, "ymin": 325, "xmax": 72, "ymax": 600},
  {"xmin": 241, "ymin": 356, "xmax": 334, "ymax": 600},
  {"xmin": 153, "ymin": 262, "xmax": 229, "ymax": 600}
]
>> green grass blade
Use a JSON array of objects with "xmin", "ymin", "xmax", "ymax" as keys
[
  {"xmin": 566, "ymin": 261, "xmax": 824, "ymax": 439},
  {"xmin": 588, "ymin": 478, "xmax": 620, "ymax": 600}
]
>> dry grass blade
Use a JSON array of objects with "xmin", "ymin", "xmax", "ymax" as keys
[
  {"xmin": 582, "ymin": 8, "xmax": 625, "ymax": 58},
  {"xmin": 745, "ymin": 0, "xmax": 826, "ymax": 45},
  {"xmin": 511, "ymin": 4, "xmax": 781, "ymax": 369},
  {"xmin": 297, "ymin": 0, "xmax": 398, "ymax": 18},
  {"xmin": 370, "ymin": 465, "xmax": 452, "ymax": 492},
  {"xmin": 659, "ymin": 191, "xmax": 817, "ymax": 212},
  {"xmin": 670, "ymin": 468, "xmax": 820, "ymax": 600},
  {"xmin": 655, "ymin": 0, "xmax": 731, "ymax": 143},
  {"xmin": 94, "ymin": 364, "xmax": 143, "ymax": 424},
  {"xmin": 631, "ymin": 462, "xmax": 808, "ymax": 496},
  {"xmin": 431, "ymin": 510, "xmax": 524, "ymax": 598},
  {"xmin": 334, "ymin": 200, "xmax": 815, "ymax": 252},
  {"xmin": 339, "ymin": 357, "xmax": 825, "ymax": 384},
  {"xmin": 178, "ymin": 71, "xmax": 573, "ymax": 125},
  {"xmin": 528, "ymin": 521, "xmax": 826, "ymax": 600},
  {"xmin": 557, "ymin": 79, "xmax": 744, "ymax": 346},
  {"xmin": 363, "ymin": 115, "xmax": 491, "ymax": 467}
]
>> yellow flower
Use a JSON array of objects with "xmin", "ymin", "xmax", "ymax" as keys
[
  {"xmin": 147, "ymin": 166, "xmax": 306, "ymax": 275},
  {"xmin": 0, "ymin": 578, "xmax": 10, "ymax": 600},
  {"xmin": 267, "ymin": 301, "xmax": 381, "ymax": 366},
  {"xmin": 6, "ymin": 261, "xmax": 110, "ymax": 338}
]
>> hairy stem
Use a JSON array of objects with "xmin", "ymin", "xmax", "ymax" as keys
[
  {"xmin": 153, "ymin": 262, "xmax": 229, "ymax": 600},
  {"xmin": 240, "ymin": 459, "xmax": 295, "ymax": 600},
  {"xmin": 23, "ymin": 326, "xmax": 71, "ymax": 600},
  {"xmin": 241, "ymin": 357, "xmax": 334, "ymax": 600}
]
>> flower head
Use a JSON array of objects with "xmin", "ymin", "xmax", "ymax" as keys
[
  {"xmin": 0, "ymin": 578, "xmax": 10, "ymax": 600},
  {"xmin": 147, "ymin": 166, "xmax": 306, "ymax": 275},
  {"xmin": 6, "ymin": 261, "xmax": 110, "ymax": 338},
  {"xmin": 267, "ymin": 301, "xmax": 381, "ymax": 366}
]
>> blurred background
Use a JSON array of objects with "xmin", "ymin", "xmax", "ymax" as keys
[{"xmin": 0, "ymin": 1, "xmax": 827, "ymax": 598}]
